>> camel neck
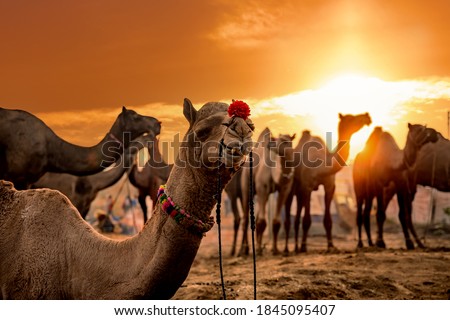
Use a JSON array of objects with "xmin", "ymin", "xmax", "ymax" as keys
[
  {"xmin": 318, "ymin": 128, "xmax": 351, "ymax": 177},
  {"xmin": 164, "ymin": 165, "xmax": 224, "ymax": 222},
  {"xmin": 46, "ymin": 132, "xmax": 123, "ymax": 175},
  {"xmin": 119, "ymin": 164, "xmax": 228, "ymax": 299},
  {"xmin": 148, "ymin": 140, "xmax": 166, "ymax": 167},
  {"xmin": 336, "ymin": 127, "xmax": 352, "ymax": 160},
  {"xmin": 280, "ymin": 148, "xmax": 294, "ymax": 173},
  {"xmin": 403, "ymin": 136, "xmax": 419, "ymax": 169},
  {"xmin": 89, "ymin": 140, "xmax": 142, "ymax": 191}
]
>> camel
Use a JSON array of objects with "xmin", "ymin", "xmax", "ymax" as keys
[
  {"xmin": 0, "ymin": 106, "xmax": 161, "ymax": 189},
  {"xmin": 354, "ymin": 124, "xmax": 438, "ymax": 249},
  {"xmin": 0, "ymin": 98, "xmax": 254, "ymax": 299},
  {"xmin": 237, "ymin": 128, "xmax": 295, "ymax": 256},
  {"xmin": 30, "ymin": 134, "xmax": 154, "ymax": 218},
  {"xmin": 281, "ymin": 129, "xmax": 313, "ymax": 254},
  {"xmin": 285, "ymin": 113, "xmax": 372, "ymax": 253},
  {"xmin": 129, "ymin": 135, "xmax": 173, "ymax": 221},
  {"xmin": 267, "ymin": 133, "xmax": 296, "ymax": 255},
  {"xmin": 407, "ymin": 130, "xmax": 449, "ymax": 232},
  {"xmin": 352, "ymin": 126, "xmax": 384, "ymax": 247}
]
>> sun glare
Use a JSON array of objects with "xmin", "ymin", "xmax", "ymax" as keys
[
  {"xmin": 254, "ymin": 72, "xmax": 432, "ymax": 159},
  {"xmin": 321, "ymin": 73, "xmax": 374, "ymax": 94}
]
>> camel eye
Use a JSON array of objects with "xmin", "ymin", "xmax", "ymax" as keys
[{"xmin": 196, "ymin": 126, "xmax": 212, "ymax": 140}]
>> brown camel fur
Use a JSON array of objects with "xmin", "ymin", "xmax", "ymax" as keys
[
  {"xmin": 409, "ymin": 131, "xmax": 450, "ymax": 193},
  {"xmin": 237, "ymin": 128, "xmax": 295, "ymax": 256},
  {"xmin": 129, "ymin": 135, "xmax": 173, "ymax": 221},
  {"xmin": 0, "ymin": 98, "xmax": 254, "ymax": 299},
  {"xmin": 30, "ymin": 134, "xmax": 154, "ymax": 218},
  {"xmin": 285, "ymin": 113, "xmax": 372, "ymax": 253},
  {"xmin": 0, "ymin": 106, "xmax": 161, "ymax": 189},
  {"xmin": 355, "ymin": 124, "xmax": 438, "ymax": 249}
]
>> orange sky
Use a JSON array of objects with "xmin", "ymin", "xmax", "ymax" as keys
[{"xmin": 1, "ymin": 0, "xmax": 450, "ymax": 160}]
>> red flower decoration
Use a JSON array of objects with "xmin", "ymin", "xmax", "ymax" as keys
[{"xmin": 228, "ymin": 100, "xmax": 251, "ymax": 120}]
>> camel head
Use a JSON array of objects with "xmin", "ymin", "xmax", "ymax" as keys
[
  {"xmin": 338, "ymin": 112, "xmax": 372, "ymax": 137},
  {"xmin": 404, "ymin": 123, "xmax": 439, "ymax": 169},
  {"xmin": 407, "ymin": 123, "xmax": 438, "ymax": 147},
  {"xmin": 180, "ymin": 98, "xmax": 254, "ymax": 171},
  {"xmin": 112, "ymin": 106, "xmax": 162, "ymax": 146},
  {"xmin": 273, "ymin": 133, "xmax": 296, "ymax": 157}
]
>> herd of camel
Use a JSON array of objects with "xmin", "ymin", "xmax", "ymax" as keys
[
  {"xmin": 0, "ymin": 100, "xmax": 449, "ymax": 299},
  {"xmin": 224, "ymin": 114, "xmax": 449, "ymax": 257}
]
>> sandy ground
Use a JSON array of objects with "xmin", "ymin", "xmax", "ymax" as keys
[
  {"xmin": 104, "ymin": 211, "xmax": 450, "ymax": 300},
  {"xmin": 170, "ymin": 214, "xmax": 450, "ymax": 300}
]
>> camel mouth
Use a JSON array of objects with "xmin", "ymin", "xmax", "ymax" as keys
[
  {"xmin": 222, "ymin": 148, "xmax": 246, "ymax": 168},
  {"xmin": 141, "ymin": 132, "xmax": 155, "ymax": 138},
  {"xmin": 150, "ymin": 120, "xmax": 162, "ymax": 136},
  {"xmin": 150, "ymin": 127, "xmax": 161, "ymax": 136},
  {"xmin": 220, "ymin": 139, "xmax": 252, "ymax": 168}
]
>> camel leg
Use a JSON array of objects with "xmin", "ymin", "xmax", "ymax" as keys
[
  {"xmin": 238, "ymin": 192, "xmax": 250, "ymax": 257},
  {"xmin": 138, "ymin": 193, "xmax": 148, "ymax": 222},
  {"xmin": 323, "ymin": 183, "xmax": 336, "ymax": 250},
  {"xmin": 405, "ymin": 186, "xmax": 425, "ymax": 248},
  {"xmin": 375, "ymin": 188, "xmax": 386, "ymax": 249},
  {"xmin": 294, "ymin": 193, "xmax": 304, "ymax": 253},
  {"xmin": 271, "ymin": 192, "xmax": 281, "ymax": 255},
  {"xmin": 229, "ymin": 197, "xmax": 241, "ymax": 256},
  {"xmin": 256, "ymin": 192, "xmax": 269, "ymax": 256},
  {"xmin": 397, "ymin": 192, "xmax": 415, "ymax": 250},
  {"xmin": 272, "ymin": 217, "xmax": 281, "ymax": 255},
  {"xmin": 363, "ymin": 196, "xmax": 374, "ymax": 247},
  {"xmin": 283, "ymin": 188, "xmax": 294, "ymax": 254},
  {"xmin": 272, "ymin": 183, "xmax": 292, "ymax": 255},
  {"xmin": 356, "ymin": 195, "xmax": 364, "ymax": 248},
  {"xmin": 300, "ymin": 191, "xmax": 312, "ymax": 253},
  {"xmin": 238, "ymin": 211, "xmax": 250, "ymax": 257},
  {"xmin": 403, "ymin": 192, "xmax": 425, "ymax": 249}
]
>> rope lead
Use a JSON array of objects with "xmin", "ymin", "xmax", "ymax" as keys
[
  {"xmin": 249, "ymin": 150, "xmax": 257, "ymax": 300},
  {"xmin": 216, "ymin": 139, "xmax": 226, "ymax": 300}
]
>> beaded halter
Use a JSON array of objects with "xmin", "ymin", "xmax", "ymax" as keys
[{"xmin": 157, "ymin": 185, "xmax": 214, "ymax": 237}]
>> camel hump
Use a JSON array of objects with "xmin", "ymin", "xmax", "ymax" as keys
[
  {"xmin": 257, "ymin": 127, "xmax": 272, "ymax": 145},
  {"xmin": 0, "ymin": 180, "xmax": 15, "ymax": 191},
  {"xmin": 0, "ymin": 180, "xmax": 16, "ymax": 208}
]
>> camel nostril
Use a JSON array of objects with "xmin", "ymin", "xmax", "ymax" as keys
[{"xmin": 228, "ymin": 146, "xmax": 242, "ymax": 156}]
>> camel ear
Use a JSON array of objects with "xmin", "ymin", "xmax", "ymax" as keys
[
  {"xmin": 183, "ymin": 98, "xmax": 197, "ymax": 125},
  {"xmin": 122, "ymin": 106, "xmax": 128, "ymax": 113},
  {"xmin": 291, "ymin": 133, "xmax": 296, "ymax": 140},
  {"xmin": 408, "ymin": 123, "xmax": 412, "ymax": 129},
  {"xmin": 339, "ymin": 113, "xmax": 343, "ymax": 120}
]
